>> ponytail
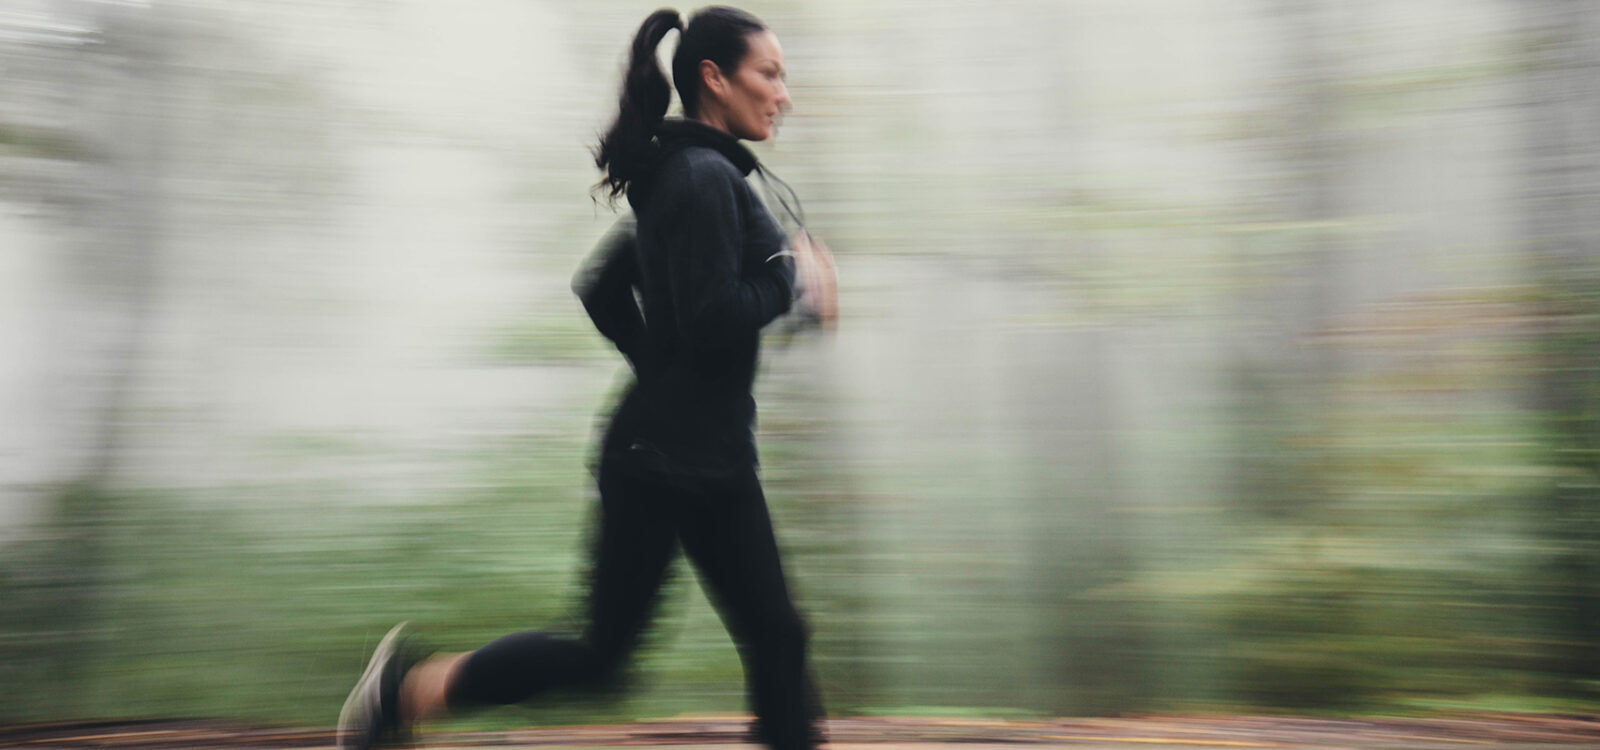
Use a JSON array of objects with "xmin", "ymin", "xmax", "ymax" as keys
[{"xmin": 594, "ymin": 8, "xmax": 683, "ymax": 203}]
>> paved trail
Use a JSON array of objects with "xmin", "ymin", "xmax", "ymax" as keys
[{"xmin": 3, "ymin": 716, "xmax": 1599, "ymax": 750}]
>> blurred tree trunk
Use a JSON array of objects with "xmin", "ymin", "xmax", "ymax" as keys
[
  {"xmin": 1235, "ymin": 0, "xmax": 1348, "ymax": 523},
  {"xmin": 1278, "ymin": 0, "xmax": 1345, "ymax": 366},
  {"xmin": 82, "ymin": 0, "xmax": 167, "ymax": 485},
  {"xmin": 1017, "ymin": 0, "xmax": 1149, "ymax": 716},
  {"xmin": 1520, "ymin": 0, "xmax": 1600, "ymax": 694},
  {"xmin": 1217, "ymin": 0, "xmax": 1380, "ymax": 711},
  {"xmin": 1016, "ymin": 322, "xmax": 1148, "ymax": 716},
  {"xmin": 42, "ymin": 1, "xmax": 168, "ymax": 717}
]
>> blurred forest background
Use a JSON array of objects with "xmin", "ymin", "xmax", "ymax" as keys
[{"xmin": 1, "ymin": 0, "xmax": 1597, "ymax": 728}]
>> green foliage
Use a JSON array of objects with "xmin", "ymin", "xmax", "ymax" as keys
[{"xmin": 0, "ymin": 121, "xmax": 92, "ymax": 160}]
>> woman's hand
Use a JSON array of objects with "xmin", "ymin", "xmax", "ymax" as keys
[{"xmin": 791, "ymin": 230, "xmax": 838, "ymax": 329}]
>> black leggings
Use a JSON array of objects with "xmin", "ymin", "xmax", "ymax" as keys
[{"xmin": 446, "ymin": 452, "xmax": 823, "ymax": 750}]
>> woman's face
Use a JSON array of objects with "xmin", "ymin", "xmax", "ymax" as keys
[{"xmin": 707, "ymin": 30, "xmax": 790, "ymax": 141}]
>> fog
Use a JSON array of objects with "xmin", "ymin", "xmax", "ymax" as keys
[{"xmin": 2, "ymin": 0, "xmax": 1596, "ymax": 724}]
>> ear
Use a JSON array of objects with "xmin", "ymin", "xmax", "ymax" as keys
[{"xmin": 698, "ymin": 59, "xmax": 727, "ymax": 101}]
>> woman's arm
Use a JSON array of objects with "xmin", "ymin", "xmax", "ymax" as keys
[
  {"xmin": 572, "ymin": 217, "xmax": 647, "ymax": 365},
  {"xmin": 666, "ymin": 163, "xmax": 795, "ymax": 350}
]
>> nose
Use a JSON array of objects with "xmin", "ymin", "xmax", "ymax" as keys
[{"xmin": 777, "ymin": 82, "xmax": 792, "ymax": 111}]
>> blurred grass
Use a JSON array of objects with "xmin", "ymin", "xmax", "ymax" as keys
[
  {"xmin": 0, "ymin": 431, "xmax": 749, "ymax": 726},
  {"xmin": 1, "ymin": 354, "xmax": 1594, "ymax": 724}
]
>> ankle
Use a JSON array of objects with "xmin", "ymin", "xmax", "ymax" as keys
[{"xmin": 400, "ymin": 652, "xmax": 466, "ymax": 726}]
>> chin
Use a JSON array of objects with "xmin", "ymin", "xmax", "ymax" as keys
[{"xmin": 740, "ymin": 121, "xmax": 774, "ymax": 142}]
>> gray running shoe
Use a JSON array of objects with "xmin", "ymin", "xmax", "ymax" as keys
[{"xmin": 337, "ymin": 622, "xmax": 415, "ymax": 750}]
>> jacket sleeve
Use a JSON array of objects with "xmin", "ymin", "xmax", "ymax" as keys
[
  {"xmin": 572, "ymin": 217, "xmax": 646, "ymax": 364},
  {"xmin": 667, "ymin": 164, "xmax": 795, "ymax": 350}
]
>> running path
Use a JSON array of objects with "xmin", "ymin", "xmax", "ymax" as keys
[{"xmin": 2, "ymin": 716, "xmax": 1597, "ymax": 749}]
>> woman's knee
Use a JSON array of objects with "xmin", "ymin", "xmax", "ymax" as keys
[
  {"xmin": 760, "ymin": 607, "xmax": 810, "ymax": 657},
  {"xmin": 580, "ymin": 634, "xmax": 642, "ymax": 688}
]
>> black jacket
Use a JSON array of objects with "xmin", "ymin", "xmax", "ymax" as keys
[{"xmin": 573, "ymin": 119, "xmax": 796, "ymax": 476}]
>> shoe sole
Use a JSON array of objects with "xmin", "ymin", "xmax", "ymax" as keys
[{"xmin": 337, "ymin": 621, "xmax": 410, "ymax": 750}]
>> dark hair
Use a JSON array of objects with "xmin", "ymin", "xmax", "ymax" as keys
[
  {"xmin": 593, "ymin": 6, "xmax": 768, "ymax": 202},
  {"xmin": 670, "ymin": 6, "xmax": 766, "ymax": 119}
]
